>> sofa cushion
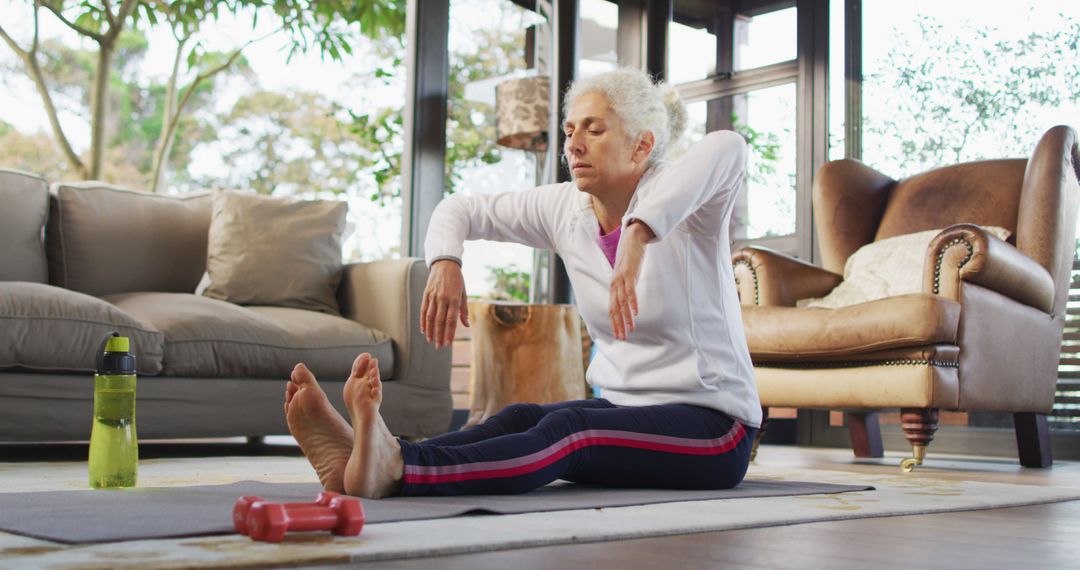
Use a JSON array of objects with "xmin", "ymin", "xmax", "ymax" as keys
[
  {"xmin": 743, "ymin": 293, "xmax": 962, "ymax": 360},
  {"xmin": 0, "ymin": 169, "xmax": 49, "ymax": 283},
  {"xmin": 47, "ymin": 182, "xmax": 211, "ymax": 296},
  {"xmin": 203, "ymin": 191, "xmax": 348, "ymax": 315},
  {"xmin": 104, "ymin": 292, "xmax": 393, "ymax": 380},
  {"xmin": 0, "ymin": 282, "xmax": 164, "ymax": 374}
]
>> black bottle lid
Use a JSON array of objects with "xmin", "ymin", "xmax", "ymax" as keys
[{"xmin": 96, "ymin": 331, "xmax": 136, "ymax": 375}]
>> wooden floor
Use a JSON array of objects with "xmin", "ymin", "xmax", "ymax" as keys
[
  {"xmin": 3, "ymin": 441, "xmax": 1077, "ymax": 568},
  {"xmin": 296, "ymin": 445, "xmax": 1080, "ymax": 569}
]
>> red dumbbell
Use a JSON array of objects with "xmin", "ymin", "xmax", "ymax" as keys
[
  {"xmin": 245, "ymin": 495, "xmax": 365, "ymax": 543},
  {"xmin": 233, "ymin": 492, "xmax": 338, "ymax": 535}
]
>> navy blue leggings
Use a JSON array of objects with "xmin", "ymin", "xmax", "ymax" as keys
[{"xmin": 396, "ymin": 399, "xmax": 755, "ymax": 496}]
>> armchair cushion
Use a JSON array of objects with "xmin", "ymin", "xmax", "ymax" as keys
[
  {"xmin": 744, "ymin": 293, "xmax": 961, "ymax": 360},
  {"xmin": 801, "ymin": 226, "xmax": 1010, "ymax": 309}
]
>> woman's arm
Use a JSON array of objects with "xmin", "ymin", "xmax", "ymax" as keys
[
  {"xmin": 622, "ymin": 130, "xmax": 748, "ymax": 242},
  {"xmin": 609, "ymin": 130, "xmax": 747, "ymax": 339},
  {"xmin": 420, "ymin": 259, "xmax": 469, "ymax": 349},
  {"xmin": 423, "ymin": 184, "xmax": 566, "ymax": 266},
  {"xmin": 420, "ymin": 183, "xmax": 567, "ymax": 348},
  {"xmin": 609, "ymin": 220, "xmax": 654, "ymax": 340}
]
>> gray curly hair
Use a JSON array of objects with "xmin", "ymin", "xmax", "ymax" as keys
[{"xmin": 563, "ymin": 67, "xmax": 688, "ymax": 167}]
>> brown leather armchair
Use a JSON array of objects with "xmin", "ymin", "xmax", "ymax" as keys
[{"xmin": 734, "ymin": 126, "xmax": 1080, "ymax": 470}]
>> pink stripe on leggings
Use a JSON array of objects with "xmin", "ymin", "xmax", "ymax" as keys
[{"xmin": 403, "ymin": 422, "xmax": 746, "ymax": 485}]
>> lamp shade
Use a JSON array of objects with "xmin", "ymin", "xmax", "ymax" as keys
[{"xmin": 495, "ymin": 76, "xmax": 550, "ymax": 151}]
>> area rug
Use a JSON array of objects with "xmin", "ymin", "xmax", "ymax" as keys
[
  {"xmin": 1, "ymin": 457, "xmax": 1079, "ymax": 569},
  {"xmin": 0, "ymin": 479, "xmax": 872, "ymax": 544}
]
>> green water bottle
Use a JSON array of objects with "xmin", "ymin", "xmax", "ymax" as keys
[{"xmin": 88, "ymin": 331, "xmax": 138, "ymax": 489}]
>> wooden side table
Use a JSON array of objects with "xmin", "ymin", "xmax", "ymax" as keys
[{"xmin": 465, "ymin": 300, "xmax": 586, "ymax": 428}]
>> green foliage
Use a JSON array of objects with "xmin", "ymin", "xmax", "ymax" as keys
[
  {"xmin": 209, "ymin": 89, "xmax": 364, "ymax": 195},
  {"xmin": 1, "ymin": 0, "xmax": 406, "ymax": 185},
  {"xmin": 35, "ymin": 38, "xmax": 96, "ymax": 104},
  {"xmin": 3, "ymin": 0, "xmax": 532, "ymax": 207},
  {"xmin": 0, "ymin": 125, "xmax": 145, "ymax": 182},
  {"xmin": 9, "ymin": 29, "xmax": 219, "ymax": 185},
  {"xmin": 731, "ymin": 115, "xmax": 782, "ymax": 182},
  {"xmin": 732, "ymin": 112, "xmax": 793, "ymax": 238},
  {"xmin": 348, "ymin": 103, "xmax": 405, "ymax": 205},
  {"xmin": 865, "ymin": 12, "xmax": 1080, "ymax": 172},
  {"xmin": 146, "ymin": 0, "xmax": 405, "ymax": 55},
  {"xmin": 338, "ymin": 12, "xmax": 530, "ymax": 204},
  {"xmin": 486, "ymin": 264, "xmax": 531, "ymax": 302},
  {"xmin": 444, "ymin": 25, "xmax": 527, "ymax": 195},
  {"xmin": 0, "ymin": 127, "xmax": 70, "ymax": 178}
]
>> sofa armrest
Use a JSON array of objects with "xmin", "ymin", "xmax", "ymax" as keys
[
  {"xmin": 924, "ymin": 223, "xmax": 1056, "ymax": 314},
  {"xmin": 733, "ymin": 246, "xmax": 843, "ymax": 307},
  {"xmin": 337, "ymin": 258, "xmax": 451, "ymax": 391}
]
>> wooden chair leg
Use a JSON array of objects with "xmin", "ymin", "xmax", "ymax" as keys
[
  {"xmin": 1014, "ymin": 412, "xmax": 1053, "ymax": 468},
  {"xmin": 750, "ymin": 407, "xmax": 769, "ymax": 462},
  {"xmin": 900, "ymin": 408, "xmax": 939, "ymax": 472},
  {"xmin": 846, "ymin": 412, "xmax": 884, "ymax": 458}
]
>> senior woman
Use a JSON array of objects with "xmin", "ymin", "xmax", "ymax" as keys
[{"xmin": 283, "ymin": 67, "xmax": 761, "ymax": 499}]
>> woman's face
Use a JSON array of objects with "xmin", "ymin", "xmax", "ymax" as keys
[{"xmin": 563, "ymin": 92, "xmax": 648, "ymax": 195}]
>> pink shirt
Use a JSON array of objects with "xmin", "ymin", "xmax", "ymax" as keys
[{"xmin": 599, "ymin": 224, "xmax": 621, "ymax": 267}]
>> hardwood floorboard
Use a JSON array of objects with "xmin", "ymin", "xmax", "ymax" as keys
[
  {"xmin": 296, "ymin": 445, "xmax": 1080, "ymax": 569},
  {"xmin": 309, "ymin": 501, "xmax": 1079, "ymax": 570}
]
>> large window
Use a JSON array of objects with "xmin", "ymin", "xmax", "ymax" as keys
[{"xmin": 0, "ymin": 1, "xmax": 408, "ymax": 264}]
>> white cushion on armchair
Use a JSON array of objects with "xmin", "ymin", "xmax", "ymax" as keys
[{"xmin": 800, "ymin": 226, "xmax": 1012, "ymax": 309}]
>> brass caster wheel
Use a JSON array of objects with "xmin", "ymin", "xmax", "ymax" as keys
[
  {"xmin": 900, "ymin": 445, "xmax": 926, "ymax": 472},
  {"xmin": 900, "ymin": 457, "xmax": 921, "ymax": 472}
]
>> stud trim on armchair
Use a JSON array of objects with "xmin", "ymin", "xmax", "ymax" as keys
[
  {"xmin": 932, "ymin": 237, "xmax": 974, "ymax": 295},
  {"xmin": 733, "ymin": 258, "xmax": 759, "ymax": 306},
  {"xmin": 758, "ymin": 359, "xmax": 959, "ymax": 369}
]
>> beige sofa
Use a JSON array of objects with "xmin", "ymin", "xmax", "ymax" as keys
[{"xmin": 0, "ymin": 168, "xmax": 452, "ymax": 442}]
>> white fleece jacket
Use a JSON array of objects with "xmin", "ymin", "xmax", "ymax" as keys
[{"xmin": 424, "ymin": 130, "xmax": 761, "ymax": 427}]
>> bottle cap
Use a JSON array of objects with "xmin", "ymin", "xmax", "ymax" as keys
[
  {"xmin": 96, "ymin": 331, "xmax": 136, "ymax": 375},
  {"xmin": 105, "ymin": 336, "xmax": 130, "ymax": 353}
]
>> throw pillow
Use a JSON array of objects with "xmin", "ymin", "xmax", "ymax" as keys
[
  {"xmin": 47, "ymin": 182, "xmax": 212, "ymax": 296},
  {"xmin": 202, "ymin": 191, "xmax": 348, "ymax": 315},
  {"xmin": 800, "ymin": 226, "xmax": 1012, "ymax": 309}
]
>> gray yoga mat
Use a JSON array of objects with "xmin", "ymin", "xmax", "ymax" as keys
[{"xmin": 0, "ymin": 479, "xmax": 873, "ymax": 544}]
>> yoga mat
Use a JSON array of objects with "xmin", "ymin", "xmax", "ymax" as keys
[{"xmin": 0, "ymin": 479, "xmax": 872, "ymax": 544}]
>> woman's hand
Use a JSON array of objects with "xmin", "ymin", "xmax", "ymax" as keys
[
  {"xmin": 609, "ymin": 220, "xmax": 655, "ymax": 340},
  {"xmin": 421, "ymin": 259, "xmax": 470, "ymax": 349}
]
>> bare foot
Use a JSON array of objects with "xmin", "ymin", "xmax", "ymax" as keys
[
  {"xmin": 343, "ymin": 354, "xmax": 404, "ymax": 498},
  {"xmin": 285, "ymin": 363, "xmax": 354, "ymax": 494}
]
